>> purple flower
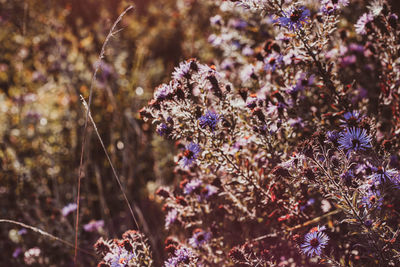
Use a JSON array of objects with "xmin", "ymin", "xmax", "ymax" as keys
[
  {"xmin": 18, "ymin": 228, "xmax": 28, "ymax": 235},
  {"xmin": 370, "ymin": 166, "xmax": 398, "ymax": 184},
  {"xmin": 326, "ymin": 130, "xmax": 340, "ymax": 144},
  {"xmin": 264, "ymin": 53, "xmax": 283, "ymax": 71},
  {"xmin": 165, "ymin": 209, "xmax": 178, "ymax": 229},
  {"xmin": 340, "ymin": 55, "xmax": 356, "ymax": 67},
  {"xmin": 288, "ymin": 73, "xmax": 315, "ymax": 97},
  {"xmin": 229, "ymin": 19, "xmax": 248, "ymax": 30},
  {"xmin": 338, "ymin": 128, "xmax": 372, "ymax": 153},
  {"xmin": 277, "ymin": 6, "xmax": 310, "ymax": 31},
  {"xmin": 154, "ymin": 84, "xmax": 173, "ymax": 101},
  {"xmin": 341, "ymin": 111, "xmax": 363, "ymax": 127},
  {"xmin": 188, "ymin": 229, "xmax": 212, "ymax": 248},
  {"xmin": 61, "ymin": 203, "xmax": 77, "ymax": 217},
  {"xmin": 349, "ymin": 43, "xmax": 364, "ymax": 53},
  {"xmin": 165, "ymin": 247, "xmax": 195, "ymax": 266},
  {"xmin": 13, "ymin": 247, "xmax": 22, "ymax": 258},
  {"xmin": 202, "ymin": 184, "xmax": 218, "ymax": 199},
  {"xmin": 103, "ymin": 247, "xmax": 135, "ymax": 267},
  {"xmin": 210, "ymin": 15, "xmax": 223, "ymax": 26},
  {"xmin": 184, "ymin": 179, "xmax": 202, "ymax": 194},
  {"xmin": 175, "ymin": 247, "xmax": 195, "ymax": 263},
  {"xmin": 300, "ymin": 226, "xmax": 329, "ymax": 257},
  {"xmin": 83, "ymin": 220, "xmax": 104, "ymax": 232},
  {"xmin": 180, "ymin": 143, "xmax": 201, "ymax": 167},
  {"xmin": 355, "ymin": 12, "xmax": 374, "ymax": 35},
  {"xmin": 320, "ymin": 0, "xmax": 349, "ymax": 14},
  {"xmin": 157, "ymin": 123, "xmax": 172, "ymax": 137},
  {"xmin": 199, "ymin": 111, "xmax": 220, "ymax": 132},
  {"xmin": 362, "ymin": 189, "xmax": 383, "ymax": 209},
  {"xmin": 172, "ymin": 61, "xmax": 191, "ymax": 80}
]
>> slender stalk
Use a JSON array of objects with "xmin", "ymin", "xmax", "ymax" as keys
[{"xmin": 298, "ymin": 30, "xmax": 338, "ymax": 98}]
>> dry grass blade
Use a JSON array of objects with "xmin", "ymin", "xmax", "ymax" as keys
[
  {"xmin": 80, "ymin": 95, "xmax": 142, "ymax": 236},
  {"xmin": 0, "ymin": 219, "xmax": 95, "ymax": 256},
  {"xmin": 74, "ymin": 5, "xmax": 135, "ymax": 265}
]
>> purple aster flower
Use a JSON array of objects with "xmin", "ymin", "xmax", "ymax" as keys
[
  {"xmin": 390, "ymin": 155, "xmax": 399, "ymax": 169},
  {"xmin": 355, "ymin": 12, "xmax": 374, "ymax": 35},
  {"xmin": 288, "ymin": 118, "xmax": 304, "ymax": 128},
  {"xmin": 210, "ymin": 15, "xmax": 223, "ymax": 26},
  {"xmin": 349, "ymin": 43, "xmax": 364, "ymax": 53},
  {"xmin": 189, "ymin": 229, "xmax": 212, "ymax": 248},
  {"xmin": 370, "ymin": 166, "xmax": 398, "ymax": 184},
  {"xmin": 199, "ymin": 111, "xmax": 220, "ymax": 132},
  {"xmin": 172, "ymin": 61, "xmax": 191, "ymax": 80},
  {"xmin": 13, "ymin": 247, "xmax": 22, "ymax": 258},
  {"xmin": 202, "ymin": 184, "xmax": 218, "ymax": 199},
  {"xmin": 277, "ymin": 6, "xmax": 310, "ymax": 31},
  {"xmin": 301, "ymin": 198, "xmax": 315, "ymax": 211},
  {"xmin": 175, "ymin": 247, "xmax": 195, "ymax": 262},
  {"xmin": 264, "ymin": 53, "xmax": 283, "ymax": 71},
  {"xmin": 242, "ymin": 46, "xmax": 254, "ymax": 56},
  {"xmin": 341, "ymin": 170, "xmax": 354, "ymax": 186},
  {"xmin": 165, "ymin": 247, "xmax": 195, "ymax": 266},
  {"xmin": 180, "ymin": 143, "xmax": 201, "ymax": 167},
  {"xmin": 338, "ymin": 128, "xmax": 372, "ymax": 153},
  {"xmin": 104, "ymin": 247, "xmax": 135, "ymax": 267},
  {"xmin": 229, "ymin": 19, "xmax": 248, "ymax": 30},
  {"xmin": 18, "ymin": 228, "xmax": 28, "ymax": 235},
  {"xmin": 208, "ymin": 34, "xmax": 222, "ymax": 46},
  {"xmin": 287, "ymin": 73, "xmax": 314, "ymax": 97},
  {"xmin": 61, "ymin": 203, "xmax": 77, "ymax": 217},
  {"xmin": 157, "ymin": 123, "xmax": 172, "ymax": 137},
  {"xmin": 83, "ymin": 220, "xmax": 104, "ymax": 232},
  {"xmin": 326, "ymin": 130, "xmax": 340, "ymax": 144},
  {"xmin": 362, "ymin": 189, "xmax": 383, "ymax": 209},
  {"xmin": 341, "ymin": 111, "xmax": 363, "ymax": 127},
  {"xmin": 165, "ymin": 209, "xmax": 178, "ymax": 229},
  {"xmin": 320, "ymin": 0, "xmax": 349, "ymax": 14},
  {"xmin": 300, "ymin": 226, "xmax": 329, "ymax": 257},
  {"xmin": 184, "ymin": 179, "xmax": 202, "ymax": 195},
  {"xmin": 340, "ymin": 55, "xmax": 356, "ymax": 67},
  {"xmin": 154, "ymin": 84, "xmax": 174, "ymax": 101}
]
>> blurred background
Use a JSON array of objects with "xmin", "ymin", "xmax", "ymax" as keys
[{"xmin": 0, "ymin": 0, "xmax": 216, "ymax": 265}]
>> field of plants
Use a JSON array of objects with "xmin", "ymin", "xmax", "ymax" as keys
[{"xmin": 1, "ymin": 0, "xmax": 400, "ymax": 266}]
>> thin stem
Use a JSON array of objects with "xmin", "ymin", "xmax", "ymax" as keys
[
  {"xmin": 81, "ymin": 97, "xmax": 144, "ymax": 242},
  {"xmin": 297, "ymin": 30, "xmax": 339, "ymax": 99}
]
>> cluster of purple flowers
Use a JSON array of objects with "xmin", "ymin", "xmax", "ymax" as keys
[
  {"xmin": 164, "ymin": 247, "xmax": 197, "ymax": 267},
  {"xmin": 132, "ymin": 0, "xmax": 400, "ymax": 266},
  {"xmin": 199, "ymin": 111, "xmax": 220, "ymax": 132},
  {"xmin": 94, "ymin": 230, "xmax": 153, "ymax": 266}
]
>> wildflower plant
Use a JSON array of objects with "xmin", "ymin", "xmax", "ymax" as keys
[
  {"xmin": 94, "ymin": 230, "xmax": 153, "ymax": 267},
  {"xmin": 140, "ymin": 0, "xmax": 400, "ymax": 266}
]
